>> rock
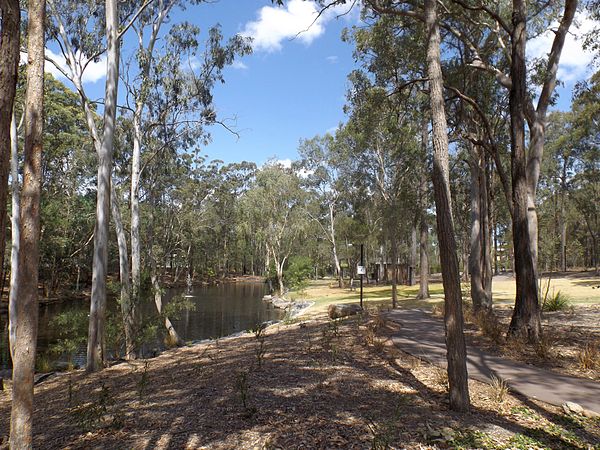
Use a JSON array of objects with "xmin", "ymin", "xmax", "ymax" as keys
[
  {"xmin": 271, "ymin": 296, "xmax": 292, "ymax": 309},
  {"xmin": 583, "ymin": 409, "xmax": 600, "ymax": 419},
  {"xmin": 563, "ymin": 402, "xmax": 584, "ymax": 415},
  {"xmin": 262, "ymin": 294, "xmax": 273, "ymax": 301},
  {"xmin": 287, "ymin": 301, "xmax": 313, "ymax": 317},
  {"xmin": 328, "ymin": 303, "xmax": 362, "ymax": 319}
]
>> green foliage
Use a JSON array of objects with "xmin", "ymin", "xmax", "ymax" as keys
[
  {"xmin": 252, "ymin": 323, "xmax": 267, "ymax": 370},
  {"xmin": 163, "ymin": 295, "xmax": 196, "ymax": 321},
  {"xmin": 284, "ymin": 256, "xmax": 314, "ymax": 291},
  {"xmin": 49, "ymin": 310, "xmax": 88, "ymax": 361},
  {"xmin": 69, "ymin": 382, "xmax": 123, "ymax": 432},
  {"xmin": 542, "ymin": 290, "xmax": 572, "ymax": 312},
  {"xmin": 137, "ymin": 361, "xmax": 151, "ymax": 401}
]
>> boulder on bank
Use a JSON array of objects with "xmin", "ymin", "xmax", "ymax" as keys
[
  {"xmin": 271, "ymin": 296, "xmax": 293, "ymax": 309},
  {"xmin": 328, "ymin": 303, "xmax": 362, "ymax": 319}
]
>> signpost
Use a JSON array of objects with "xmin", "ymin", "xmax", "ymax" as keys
[{"xmin": 359, "ymin": 243, "xmax": 364, "ymax": 308}]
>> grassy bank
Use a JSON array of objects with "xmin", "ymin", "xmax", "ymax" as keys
[{"xmin": 290, "ymin": 271, "xmax": 600, "ymax": 317}]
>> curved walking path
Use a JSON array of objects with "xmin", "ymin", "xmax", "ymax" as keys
[{"xmin": 386, "ymin": 309, "xmax": 600, "ymax": 414}]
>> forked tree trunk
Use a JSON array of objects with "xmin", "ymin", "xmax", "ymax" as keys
[
  {"xmin": 507, "ymin": 0, "xmax": 541, "ymax": 342},
  {"xmin": 510, "ymin": 0, "xmax": 576, "ymax": 338},
  {"xmin": 10, "ymin": 0, "xmax": 44, "ymax": 446},
  {"xmin": 424, "ymin": 0, "xmax": 470, "ymax": 412},
  {"xmin": 0, "ymin": 0, "xmax": 20, "ymax": 290},
  {"xmin": 87, "ymin": 0, "xmax": 119, "ymax": 372}
]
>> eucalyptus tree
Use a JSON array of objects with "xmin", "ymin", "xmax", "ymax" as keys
[
  {"xmin": 570, "ymin": 70, "xmax": 600, "ymax": 272},
  {"xmin": 10, "ymin": 0, "xmax": 45, "ymax": 445},
  {"xmin": 133, "ymin": 22, "xmax": 250, "ymax": 341},
  {"xmin": 342, "ymin": 79, "xmax": 421, "ymax": 306},
  {"xmin": 436, "ymin": 0, "xmax": 578, "ymax": 339},
  {"xmin": 0, "ymin": 0, "xmax": 20, "ymax": 286},
  {"xmin": 124, "ymin": 0, "xmax": 210, "ymax": 314},
  {"xmin": 45, "ymin": 0, "xmax": 143, "ymax": 370},
  {"xmin": 242, "ymin": 163, "xmax": 309, "ymax": 294},
  {"xmin": 297, "ymin": 134, "xmax": 347, "ymax": 288},
  {"xmin": 344, "ymin": 10, "xmax": 434, "ymax": 297},
  {"xmin": 298, "ymin": 0, "xmax": 470, "ymax": 410}
]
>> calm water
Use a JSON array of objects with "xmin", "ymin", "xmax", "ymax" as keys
[{"xmin": 0, "ymin": 282, "xmax": 282, "ymax": 370}]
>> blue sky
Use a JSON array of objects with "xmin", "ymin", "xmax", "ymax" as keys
[{"xmin": 44, "ymin": 1, "xmax": 596, "ymax": 166}]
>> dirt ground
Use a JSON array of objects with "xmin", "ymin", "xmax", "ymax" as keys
[{"xmin": 1, "ymin": 310, "xmax": 598, "ymax": 449}]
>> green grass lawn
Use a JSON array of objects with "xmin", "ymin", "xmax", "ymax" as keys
[{"xmin": 291, "ymin": 271, "xmax": 600, "ymax": 317}]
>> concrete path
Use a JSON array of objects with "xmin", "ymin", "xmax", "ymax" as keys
[{"xmin": 386, "ymin": 309, "xmax": 600, "ymax": 414}]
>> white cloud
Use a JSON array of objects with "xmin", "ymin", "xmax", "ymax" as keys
[
  {"xmin": 242, "ymin": 0, "xmax": 353, "ymax": 53},
  {"xmin": 527, "ymin": 13, "xmax": 597, "ymax": 82},
  {"xmin": 326, "ymin": 55, "xmax": 338, "ymax": 64},
  {"xmin": 276, "ymin": 158, "xmax": 293, "ymax": 168},
  {"xmin": 42, "ymin": 48, "xmax": 106, "ymax": 84},
  {"xmin": 231, "ymin": 60, "xmax": 249, "ymax": 70}
]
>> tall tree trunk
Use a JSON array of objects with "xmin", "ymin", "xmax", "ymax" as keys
[
  {"xmin": 391, "ymin": 232, "xmax": 398, "ymax": 308},
  {"xmin": 8, "ymin": 111, "xmax": 20, "ymax": 359},
  {"xmin": 329, "ymin": 203, "xmax": 343, "ymax": 288},
  {"xmin": 417, "ymin": 113, "xmax": 430, "ymax": 299},
  {"xmin": 87, "ymin": 0, "xmax": 119, "ymax": 372},
  {"xmin": 560, "ymin": 160, "xmax": 568, "ymax": 272},
  {"xmin": 469, "ymin": 147, "xmax": 492, "ymax": 311},
  {"xmin": 418, "ymin": 215, "xmax": 430, "ymax": 299},
  {"xmin": 130, "ymin": 104, "xmax": 142, "ymax": 308},
  {"xmin": 110, "ymin": 183, "xmax": 136, "ymax": 359},
  {"xmin": 410, "ymin": 219, "xmax": 417, "ymax": 286},
  {"xmin": 507, "ymin": 0, "xmax": 541, "ymax": 341},
  {"xmin": 10, "ymin": 0, "xmax": 44, "ymax": 445},
  {"xmin": 483, "ymin": 157, "xmax": 493, "ymax": 302},
  {"xmin": 0, "ymin": 0, "xmax": 20, "ymax": 289},
  {"xmin": 424, "ymin": 0, "xmax": 470, "ymax": 412}
]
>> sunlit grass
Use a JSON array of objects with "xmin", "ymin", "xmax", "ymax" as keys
[{"xmin": 293, "ymin": 272, "xmax": 600, "ymax": 317}]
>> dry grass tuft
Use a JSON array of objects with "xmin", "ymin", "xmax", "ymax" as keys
[
  {"xmin": 490, "ymin": 375, "xmax": 510, "ymax": 403},
  {"xmin": 578, "ymin": 341, "xmax": 599, "ymax": 370}
]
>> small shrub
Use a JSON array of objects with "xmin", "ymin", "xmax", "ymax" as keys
[
  {"xmin": 283, "ymin": 256, "xmax": 313, "ymax": 291},
  {"xmin": 543, "ymin": 290, "xmax": 572, "ymax": 312},
  {"xmin": 137, "ymin": 360, "xmax": 151, "ymax": 401},
  {"xmin": 253, "ymin": 323, "xmax": 267, "ymax": 370},
  {"xmin": 69, "ymin": 382, "xmax": 122, "ymax": 432},
  {"xmin": 433, "ymin": 366, "xmax": 449, "ymax": 390},
  {"xmin": 578, "ymin": 341, "xmax": 599, "ymax": 370},
  {"xmin": 236, "ymin": 370, "xmax": 256, "ymax": 417},
  {"xmin": 490, "ymin": 375, "xmax": 510, "ymax": 403},
  {"xmin": 36, "ymin": 353, "xmax": 53, "ymax": 373},
  {"xmin": 475, "ymin": 311, "xmax": 504, "ymax": 345},
  {"xmin": 363, "ymin": 327, "xmax": 376, "ymax": 346},
  {"xmin": 327, "ymin": 319, "xmax": 340, "ymax": 338},
  {"xmin": 372, "ymin": 337, "xmax": 386, "ymax": 353},
  {"xmin": 535, "ymin": 332, "xmax": 557, "ymax": 360},
  {"xmin": 164, "ymin": 333, "xmax": 180, "ymax": 348}
]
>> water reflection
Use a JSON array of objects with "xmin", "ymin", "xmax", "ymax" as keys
[{"xmin": 0, "ymin": 282, "xmax": 282, "ymax": 370}]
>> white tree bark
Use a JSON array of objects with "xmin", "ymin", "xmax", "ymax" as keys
[
  {"xmin": 10, "ymin": 0, "xmax": 45, "ymax": 444},
  {"xmin": 8, "ymin": 110, "xmax": 20, "ymax": 360},
  {"xmin": 87, "ymin": 0, "xmax": 119, "ymax": 372}
]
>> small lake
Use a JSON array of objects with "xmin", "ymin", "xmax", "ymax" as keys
[{"xmin": 0, "ymin": 282, "xmax": 283, "ymax": 370}]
